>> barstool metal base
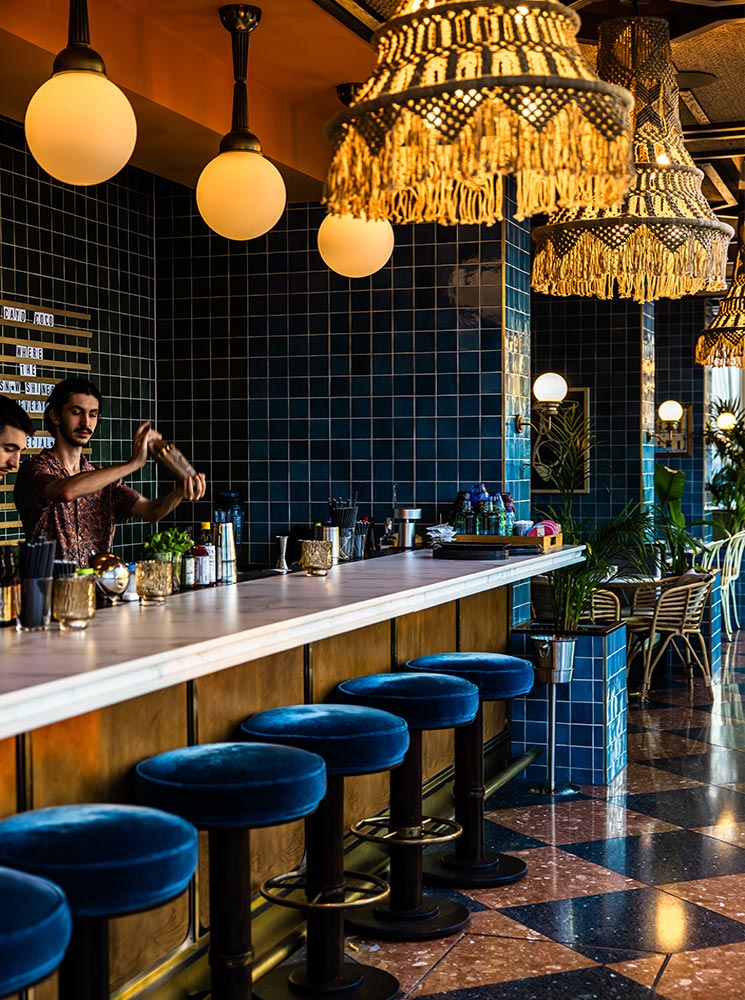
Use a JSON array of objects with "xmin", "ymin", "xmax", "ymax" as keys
[
  {"xmin": 345, "ymin": 897, "xmax": 469, "ymax": 941},
  {"xmin": 421, "ymin": 848, "xmax": 527, "ymax": 888},
  {"xmin": 255, "ymin": 961, "xmax": 400, "ymax": 1000}
]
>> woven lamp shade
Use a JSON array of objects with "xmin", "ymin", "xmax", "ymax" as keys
[
  {"xmin": 532, "ymin": 17, "xmax": 734, "ymax": 303},
  {"xmin": 323, "ymin": 0, "xmax": 635, "ymax": 226},
  {"xmin": 696, "ymin": 232, "xmax": 745, "ymax": 367}
]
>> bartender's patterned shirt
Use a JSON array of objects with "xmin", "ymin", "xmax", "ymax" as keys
[{"xmin": 14, "ymin": 449, "xmax": 140, "ymax": 567}]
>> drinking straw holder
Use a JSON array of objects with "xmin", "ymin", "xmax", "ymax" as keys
[{"xmin": 17, "ymin": 540, "xmax": 56, "ymax": 631}]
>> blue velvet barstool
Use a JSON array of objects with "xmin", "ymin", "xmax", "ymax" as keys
[
  {"xmin": 0, "ymin": 805, "xmax": 198, "ymax": 1000},
  {"xmin": 334, "ymin": 672, "xmax": 480, "ymax": 940},
  {"xmin": 240, "ymin": 704, "xmax": 409, "ymax": 1000},
  {"xmin": 0, "ymin": 866, "xmax": 71, "ymax": 997},
  {"xmin": 406, "ymin": 652, "xmax": 534, "ymax": 888},
  {"xmin": 135, "ymin": 742, "xmax": 327, "ymax": 1000}
]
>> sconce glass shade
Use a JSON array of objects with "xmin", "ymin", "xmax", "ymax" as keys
[
  {"xmin": 196, "ymin": 150, "xmax": 286, "ymax": 241},
  {"xmin": 716, "ymin": 411, "xmax": 738, "ymax": 432},
  {"xmin": 25, "ymin": 71, "xmax": 136, "ymax": 186},
  {"xmin": 533, "ymin": 373, "xmax": 568, "ymax": 404},
  {"xmin": 317, "ymin": 214, "xmax": 395, "ymax": 277},
  {"xmin": 658, "ymin": 399, "xmax": 684, "ymax": 423}
]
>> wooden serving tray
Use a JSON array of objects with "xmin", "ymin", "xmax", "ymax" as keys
[{"xmin": 453, "ymin": 532, "xmax": 563, "ymax": 550}]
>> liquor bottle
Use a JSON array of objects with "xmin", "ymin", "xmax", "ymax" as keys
[
  {"xmin": 494, "ymin": 493, "xmax": 507, "ymax": 535},
  {"xmin": 475, "ymin": 497, "xmax": 492, "ymax": 535},
  {"xmin": 501, "ymin": 493, "xmax": 516, "ymax": 535},
  {"xmin": 200, "ymin": 522, "xmax": 216, "ymax": 586},
  {"xmin": 182, "ymin": 552, "xmax": 195, "ymax": 590},
  {"xmin": 193, "ymin": 544, "xmax": 210, "ymax": 588},
  {"xmin": 379, "ymin": 518, "xmax": 398, "ymax": 550},
  {"xmin": 461, "ymin": 497, "xmax": 475, "ymax": 534}
]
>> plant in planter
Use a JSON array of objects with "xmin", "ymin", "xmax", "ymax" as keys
[
  {"xmin": 704, "ymin": 398, "xmax": 745, "ymax": 534},
  {"xmin": 653, "ymin": 464, "xmax": 705, "ymax": 574},
  {"xmin": 535, "ymin": 402, "xmax": 653, "ymax": 636},
  {"xmin": 143, "ymin": 527, "xmax": 194, "ymax": 592}
]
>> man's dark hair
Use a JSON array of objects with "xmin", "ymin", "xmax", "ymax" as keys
[
  {"xmin": 44, "ymin": 378, "xmax": 103, "ymax": 435},
  {"xmin": 0, "ymin": 394, "xmax": 34, "ymax": 437}
]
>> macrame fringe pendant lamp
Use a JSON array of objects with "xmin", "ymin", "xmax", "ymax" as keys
[
  {"xmin": 323, "ymin": 0, "xmax": 635, "ymax": 226},
  {"xmin": 532, "ymin": 17, "xmax": 734, "ymax": 303},
  {"xmin": 696, "ymin": 165, "xmax": 745, "ymax": 367},
  {"xmin": 196, "ymin": 5, "xmax": 286, "ymax": 241},
  {"xmin": 318, "ymin": 84, "xmax": 395, "ymax": 278},
  {"xmin": 25, "ymin": 0, "xmax": 137, "ymax": 186}
]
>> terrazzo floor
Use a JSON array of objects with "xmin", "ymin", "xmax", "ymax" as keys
[{"xmin": 338, "ymin": 638, "xmax": 745, "ymax": 998}]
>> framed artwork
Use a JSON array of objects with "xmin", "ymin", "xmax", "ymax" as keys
[
  {"xmin": 654, "ymin": 403, "xmax": 693, "ymax": 458},
  {"xmin": 531, "ymin": 387, "xmax": 591, "ymax": 494}
]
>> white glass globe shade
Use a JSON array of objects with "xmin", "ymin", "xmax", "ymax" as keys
[
  {"xmin": 317, "ymin": 214, "xmax": 394, "ymax": 277},
  {"xmin": 533, "ymin": 372, "xmax": 568, "ymax": 404},
  {"xmin": 25, "ymin": 71, "xmax": 137, "ymax": 186},
  {"xmin": 196, "ymin": 150, "xmax": 286, "ymax": 241},
  {"xmin": 658, "ymin": 399, "xmax": 684, "ymax": 423},
  {"xmin": 717, "ymin": 411, "xmax": 737, "ymax": 432}
]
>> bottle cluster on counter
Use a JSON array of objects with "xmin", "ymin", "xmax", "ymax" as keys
[{"xmin": 449, "ymin": 484, "xmax": 515, "ymax": 536}]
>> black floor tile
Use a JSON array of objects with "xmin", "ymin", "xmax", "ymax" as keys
[
  {"xmin": 668, "ymin": 725, "xmax": 745, "ymax": 750},
  {"xmin": 560, "ymin": 828, "xmax": 745, "ymax": 884},
  {"xmin": 485, "ymin": 781, "xmax": 592, "ymax": 811},
  {"xmin": 479, "ymin": 817, "xmax": 547, "ymax": 852},
  {"xmin": 616, "ymin": 784, "xmax": 745, "ymax": 827},
  {"xmin": 416, "ymin": 967, "xmax": 655, "ymax": 999},
  {"xmin": 500, "ymin": 886, "xmax": 745, "ymax": 963},
  {"xmin": 647, "ymin": 749, "xmax": 745, "ymax": 784},
  {"xmin": 422, "ymin": 884, "xmax": 490, "ymax": 912}
]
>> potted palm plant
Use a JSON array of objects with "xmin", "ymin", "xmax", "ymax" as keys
[{"xmin": 531, "ymin": 402, "xmax": 653, "ymax": 676}]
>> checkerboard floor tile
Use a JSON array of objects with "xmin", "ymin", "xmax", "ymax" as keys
[{"xmin": 289, "ymin": 656, "xmax": 745, "ymax": 998}]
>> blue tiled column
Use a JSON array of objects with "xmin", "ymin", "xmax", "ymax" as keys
[{"xmin": 511, "ymin": 624, "xmax": 628, "ymax": 786}]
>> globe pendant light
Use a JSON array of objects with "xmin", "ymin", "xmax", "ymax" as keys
[
  {"xmin": 323, "ymin": 0, "xmax": 636, "ymax": 226},
  {"xmin": 317, "ymin": 85, "xmax": 395, "ymax": 278},
  {"xmin": 696, "ymin": 166, "xmax": 745, "ymax": 367},
  {"xmin": 24, "ymin": 0, "xmax": 137, "ymax": 186},
  {"xmin": 196, "ymin": 5, "xmax": 286, "ymax": 241},
  {"xmin": 532, "ymin": 17, "xmax": 734, "ymax": 303}
]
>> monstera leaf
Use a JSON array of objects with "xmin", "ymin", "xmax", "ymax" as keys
[{"xmin": 654, "ymin": 465, "xmax": 686, "ymax": 528}]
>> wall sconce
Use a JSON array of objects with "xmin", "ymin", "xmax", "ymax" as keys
[
  {"xmin": 647, "ymin": 399, "xmax": 690, "ymax": 452},
  {"xmin": 515, "ymin": 373, "xmax": 568, "ymax": 436},
  {"xmin": 196, "ymin": 5, "xmax": 286, "ymax": 241},
  {"xmin": 716, "ymin": 410, "xmax": 737, "ymax": 432},
  {"xmin": 24, "ymin": 0, "xmax": 137, "ymax": 185}
]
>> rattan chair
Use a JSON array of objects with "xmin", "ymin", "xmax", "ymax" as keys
[
  {"xmin": 587, "ymin": 589, "xmax": 622, "ymax": 623},
  {"xmin": 626, "ymin": 575, "xmax": 714, "ymax": 703}
]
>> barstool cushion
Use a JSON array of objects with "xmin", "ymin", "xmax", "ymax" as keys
[
  {"xmin": 0, "ymin": 805, "xmax": 198, "ymax": 919},
  {"xmin": 335, "ymin": 672, "xmax": 479, "ymax": 730},
  {"xmin": 241, "ymin": 704, "xmax": 409, "ymax": 776},
  {"xmin": 0, "ymin": 866, "xmax": 71, "ymax": 996},
  {"xmin": 406, "ymin": 652, "xmax": 534, "ymax": 701},
  {"xmin": 136, "ymin": 742, "xmax": 327, "ymax": 829}
]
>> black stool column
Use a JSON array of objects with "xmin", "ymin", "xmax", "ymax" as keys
[
  {"xmin": 209, "ymin": 828, "xmax": 253, "ymax": 1000},
  {"xmin": 423, "ymin": 704, "xmax": 526, "ymax": 887},
  {"xmin": 58, "ymin": 917, "xmax": 109, "ymax": 1000}
]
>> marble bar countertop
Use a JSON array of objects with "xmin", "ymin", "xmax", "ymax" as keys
[{"xmin": 0, "ymin": 545, "xmax": 584, "ymax": 739}]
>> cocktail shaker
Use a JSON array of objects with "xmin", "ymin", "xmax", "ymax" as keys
[
  {"xmin": 215, "ymin": 522, "xmax": 237, "ymax": 584},
  {"xmin": 149, "ymin": 440, "xmax": 197, "ymax": 480}
]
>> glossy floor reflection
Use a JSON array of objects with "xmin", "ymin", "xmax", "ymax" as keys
[{"xmin": 341, "ymin": 636, "xmax": 745, "ymax": 997}]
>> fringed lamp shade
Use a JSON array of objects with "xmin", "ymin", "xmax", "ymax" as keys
[
  {"xmin": 323, "ymin": 0, "xmax": 635, "ymax": 226},
  {"xmin": 696, "ymin": 243, "xmax": 745, "ymax": 368},
  {"xmin": 532, "ymin": 17, "xmax": 734, "ymax": 303}
]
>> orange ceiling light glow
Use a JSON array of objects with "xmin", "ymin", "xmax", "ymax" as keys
[
  {"xmin": 196, "ymin": 5, "xmax": 286, "ymax": 241},
  {"xmin": 323, "ymin": 0, "xmax": 635, "ymax": 226},
  {"xmin": 24, "ymin": 0, "xmax": 137, "ymax": 186}
]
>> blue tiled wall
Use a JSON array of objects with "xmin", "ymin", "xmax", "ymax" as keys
[
  {"xmin": 511, "ymin": 625, "xmax": 628, "ymax": 786},
  {"xmin": 0, "ymin": 116, "xmax": 158, "ymax": 561},
  {"xmin": 155, "ymin": 179, "xmax": 532, "ymax": 567}
]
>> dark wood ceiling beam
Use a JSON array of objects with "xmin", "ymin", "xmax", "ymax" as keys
[{"xmin": 576, "ymin": 5, "xmax": 744, "ymax": 41}]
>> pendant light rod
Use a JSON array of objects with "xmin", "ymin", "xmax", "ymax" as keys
[
  {"xmin": 218, "ymin": 5, "xmax": 261, "ymax": 153},
  {"xmin": 54, "ymin": 0, "xmax": 105, "ymax": 74}
]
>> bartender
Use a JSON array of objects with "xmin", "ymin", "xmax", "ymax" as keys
[
  {"xmin": 0, "ymin": 394, "xmax": 33, "ymax": 483},
  {"xmin": 14, "ymin": 377, "xmax": 206, "ymax": 566}
]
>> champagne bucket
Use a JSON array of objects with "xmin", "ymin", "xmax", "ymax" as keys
[
  {"xmin": 530, "ymin": 634, "xmax": 576, "ymax": 685},
  {"xmin": 215, "ymin": 523, "xmax": 237, "ymax": 584}
]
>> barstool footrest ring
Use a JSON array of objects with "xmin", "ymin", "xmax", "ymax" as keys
[
  {"xmin": 260, "ymin": 869, "xmax": 390, "ymax": 911},
  {"xmin": 351, "ymin": 813, "xmax": 462, "ymax": 847}
]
